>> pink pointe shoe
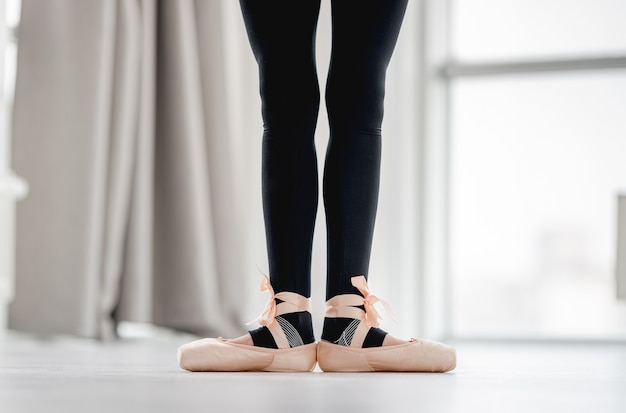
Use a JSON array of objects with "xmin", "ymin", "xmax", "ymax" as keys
[
  {"xmin": 177, "ymin": 276, "xmax": 317, "ymax": 372},
  {"xmin": 317, "ymin": 276, "xmax": 456, "ymax": 372}
]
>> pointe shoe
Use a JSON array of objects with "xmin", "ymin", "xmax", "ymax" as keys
[
  {"xmin": 178, "ymin": 338, "xmax": 317, "ymax": 372},
  {"xmin": 177, "ymin": 276, "xmax": 317, "ymax": 372},
  {"xmin": 316, "ymin": 276, "xmax": 456, "ymax": 372},
  {"xmin": 317, "ymin": 338, "xmax": 456, "ymax": 372}
]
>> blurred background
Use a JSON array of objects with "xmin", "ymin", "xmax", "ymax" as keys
[{"xmin": 0, "ymin": 0, "xmax": 625, "ymax": 343}]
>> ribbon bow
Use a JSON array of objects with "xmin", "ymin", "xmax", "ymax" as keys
[
  {"xmin": 246, "ymin": 272, "xmax": 311, "ymax": 327},
  {"xmin": 246, "ymin": 275, "xmax": 278, "ymax": 327},
  {"xmin": 351, "ymin": 275, "xmax": 397, "ymax": 328}
]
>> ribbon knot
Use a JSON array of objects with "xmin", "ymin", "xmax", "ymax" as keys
[
  {"xmin": 246, "ymin": 273, "xmax": 312, "ymax": 327},
  {"xmin": 351, "ymin": 275, "xmax": 397, "ymax": 328},
  {"xmin": 246, "ymin": 275, "xmax": 277, "ymax": 327}
]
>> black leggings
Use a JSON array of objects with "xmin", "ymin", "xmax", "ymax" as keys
[{"xmin": 240, "ymin": 0, "xmax": 408, "ymax": 300}]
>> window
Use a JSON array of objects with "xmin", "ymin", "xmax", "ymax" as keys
[
  {"xmin": 452, "ymin": 0, "xmax": 626, "ymax": 61},
  {"xmin": 442, "ymin": 0, "xmax": 626, "ymax": 339}
]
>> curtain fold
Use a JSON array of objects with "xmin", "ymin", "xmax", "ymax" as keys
[{"xmin": 10, "ymin": 0, "xmax": 247, "ymax": 339}]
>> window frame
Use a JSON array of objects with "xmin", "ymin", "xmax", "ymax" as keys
[{"xmin": 418, "ymin": 0, "xmax": 626, "ymax": 340}]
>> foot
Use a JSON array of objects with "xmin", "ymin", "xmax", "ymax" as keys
[
  {"xmin": 321, "ymin": 317, "xmax": 406, "ymax": 347},
  {"xmin": 317, "ymin": 275, "xmax": 456, "ymax": 372},
  {"xmin": 382, "ymin": 334, "xmax": 406, "ymax": 346},
  {"xmin": 177, "ymin": 275, "xmax": 317, "ymax": 372},
  {"xmin": 231, "ymin": 275, "xmax": 315, "ymax": 349},
  {"xmin": 227, "ymin": 333, "xmax": 254, "ymax": 345}
]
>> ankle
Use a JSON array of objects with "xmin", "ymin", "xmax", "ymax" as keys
[
  {"xmin": 250, "ymin": 311, "xmax": 314, "ymax": 349},
  {"xmin": 321, "ymin": 317, "xmax": 387, "ymax": 348},
  {"xmin": 281, "ymin": 311, "xmax": 315, "ymax": 344}
]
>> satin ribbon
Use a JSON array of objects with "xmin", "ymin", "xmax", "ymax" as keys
[
  {"xmin": 246, "ymin": 274, "xmax": 310, "ymax": 327},
  {"xmin": 246, "ymin": 275, "xmax": 278, "ymax": 327},
  {"xmin": 351, "ymin": 275, "xmax": 397, "ymax": 328}
]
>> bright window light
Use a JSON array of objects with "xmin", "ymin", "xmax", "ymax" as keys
[
  {"xmin": 452, "ymin": 0, "xmax": 626, "ymax": 61},
  {"xmin": 449, "ymin": 70, "xmax": 626, "ymax": 339}
]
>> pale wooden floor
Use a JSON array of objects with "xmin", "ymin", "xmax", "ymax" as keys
[{"xmin": 1, "ymin": 332, "xmax": 625, "ymax": 413}]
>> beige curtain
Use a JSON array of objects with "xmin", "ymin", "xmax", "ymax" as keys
[{"xmin": 9, "ymin": 0, "xmax": 251, "ymax": 339}]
